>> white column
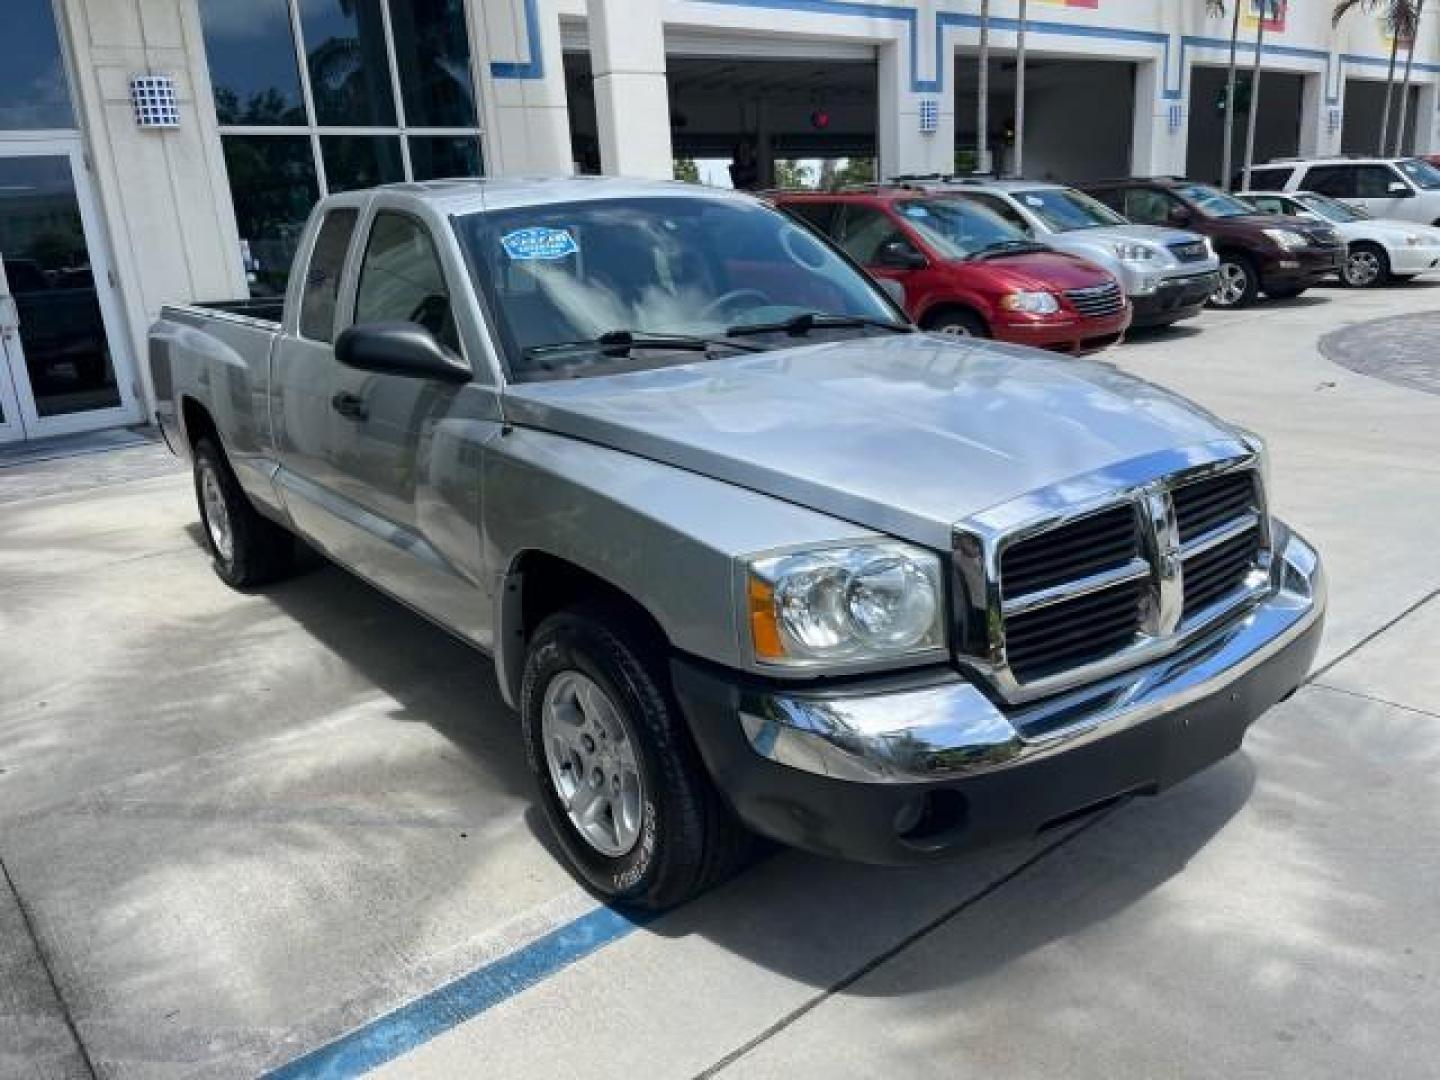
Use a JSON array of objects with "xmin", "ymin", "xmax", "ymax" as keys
[
  {"xmin": 587, "ymin": 0, "xmax": 673, "ymax": 179},
  {"xmin": 473, "ymin": 0, "xmax": 573, "ymax": 175},
  {"xmin": 1132, "ymin": 58, "xmax": 1185, "ymax": 177},
  {"xmin": 1299, "ymin": 70, "xmax": 1341, "ymax": 158},
  {"xmin": 877, "ymin": 40, "xmax": 955, "ymax": 179}
]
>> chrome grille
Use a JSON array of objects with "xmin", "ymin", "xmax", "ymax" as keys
[
  {"xmin": 998, "ymin": 505, "xmax": 1146, "ymax": 683},
  {"xmin": 1173, "ymin": 471, "xmax": 1265, "ymax": 623},
  {"xmin": 1168, "ymin": 240, "xmax": 1209, "ymax": 263},
  {"xmin": 1064, "ymin": 281, "xmax": 1125, "ymax": 319},
  {"xmin": 1173, "ymin": 471, "xmax": 1256, "ymax": 544}
]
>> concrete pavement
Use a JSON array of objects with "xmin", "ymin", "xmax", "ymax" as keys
[{"xmin": 2, "ymin": 282, "xmax": 1438, "ymax": 1079}]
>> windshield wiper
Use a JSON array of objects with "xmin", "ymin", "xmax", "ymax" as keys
[
  {"xmin": 726, "ymin": 312, "xmax": 913, "ymax": 338},
  {"xmin": 972, "ymin": 239, "xmax": 1050, "ymax": 259},
  {"xmin": 523, "ymin": 329, "xmax": 763, "ymax": 359}
]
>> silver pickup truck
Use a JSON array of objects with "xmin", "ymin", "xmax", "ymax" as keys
[{"xmin": 150, "ymin": 177, "xmax": 1324, "ymax": 910}]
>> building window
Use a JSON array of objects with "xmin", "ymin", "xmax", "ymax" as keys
[
  {"xmin": 198, "ymin": 0, "xmax": 486, "ymax": 296},
  {"xmin": 1, "ymin": 0, "xmax": 74, "ymax": 130}
]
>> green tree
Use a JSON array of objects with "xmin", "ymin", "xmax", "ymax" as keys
[
  {"xmin": 772, "ymin": 159, "xmax": 816, "ymax": 190},
  {"xmin": 673, "ymin": 158, "xmax": 700, "ymax": 183}
]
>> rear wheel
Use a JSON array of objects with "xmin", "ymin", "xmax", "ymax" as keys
[
  {"xmin": 1210, "ymin": 254, "xmax": 1259, "ymax": 309},
  {"xmin": 520, "ymin": 606, "xmax": 751, "ymax": 911},
  {"xmin": 193, "ymin": 437, "xmax": 296, "ymax": 588},
  {"xmin": 1341, "ymin": 243, "xmax": 1390, "ymax": 288},
  {"xmin": 924, "ymin": 309, "xmax": 989, "ymax": 338}
]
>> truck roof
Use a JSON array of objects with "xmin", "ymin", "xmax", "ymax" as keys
[{"xmin": 359, "ymin": 175, "xmax": 751, "ymax": 215}]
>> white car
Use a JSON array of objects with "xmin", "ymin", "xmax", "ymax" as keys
[
  {"xmin": 1242, "ymin": 190, "xmax": 1440, "ymax": 288},
  {"xmin": 1245, "ymin": 157, "xmax": 1440, "ymax": 228}
]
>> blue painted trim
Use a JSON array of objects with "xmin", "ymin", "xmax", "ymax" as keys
[
  {"xmin": 490, "ymin": 0, "xmax": 544, "ymax": 80},
  {"xmin": 262, "ymin": 906, "xmax": 647, "ymax": 1079}
]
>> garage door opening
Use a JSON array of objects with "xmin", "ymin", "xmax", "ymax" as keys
[
  {"xmin": 1342, "ymin": 78, "xmax": 1421, "ymax": 156},
  {"xmin": 955, "ymin": 56, "xmax": 1135, "ymax": 182},
  {"xmin": 1187, "ymin": 67, "xmax": 1306, "ymax": 185},
  {"xmin": 563, "ymin": 50, "xmax": 878, "ymax": 189}
]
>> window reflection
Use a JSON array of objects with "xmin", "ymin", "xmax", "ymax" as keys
[
  {"xmin": 300, "ymin": 0, "xmax": 396, "ymax": 126},
  {"xmin": 321, "ymin": 136, "xmax": 404, "ymax": 192},
  {"xmin": 221, "ymin": 136, "xmax": 318, "ymax": 296},
  {"xmin": 390, "ymin": 0, "xmax": 477, "ymax": 127},
  {"xmin": 408, "ymin": 135, "xmax": 483, "ymax": 181},
  {"xmin": 1, "ymin": 0, "xmax": 74, "ymax": 129},
  {"xmin": 197, "ymin": 0, "xmax": 306, "ymax": 125}
]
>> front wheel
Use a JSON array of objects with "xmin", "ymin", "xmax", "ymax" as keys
[
  {"xmin": 924, "ymin": 309, "xmax": 989, "ymax": 338},
  {"xmin": 1341, "ymin": 243, "xmax": 1390, "ymax": 288},
  {"xmin": 520, "ymin": 607, "xmax": 751, "ymax": 911},
  {"xmin": 193, "ymin": 437, "xmax": 296, "ymax": 588},
  {"xmin": 1210, "ymin": 255, "xmax": 1259, "ymax": 309}
]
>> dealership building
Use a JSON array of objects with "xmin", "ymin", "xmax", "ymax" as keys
[{"xmin": 0, "ymin": 0, "xmax": 1435, "ymax": 446}]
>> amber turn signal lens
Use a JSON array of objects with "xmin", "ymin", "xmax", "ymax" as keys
[{"xmin": 748, "ymin": 575, "xmax": 785, "ymax": 660}]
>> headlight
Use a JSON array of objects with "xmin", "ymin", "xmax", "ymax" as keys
[
  {"xmin": 1263, "ymin": 228, "xmax": 1307, "ymax": 251},
  {"xmin": 1113, "ymin": 241, "xmax": 1158, "ymax": 262},
  {"xmin": 1000, "ymin": 290, "xmax": 1061, "ymax": 315},
  {"xmin": 746, "ymin": 543, "xmax": 945, "ymax": 666}
]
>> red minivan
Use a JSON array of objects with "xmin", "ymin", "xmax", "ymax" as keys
[{"xmin": 776, "ymin": 189, "xmax": 1132, "ymax": 353}]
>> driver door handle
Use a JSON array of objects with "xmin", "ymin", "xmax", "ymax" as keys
[{"xmin": 331, "ymin": 391, "xmax": 368, "ymax": 421}]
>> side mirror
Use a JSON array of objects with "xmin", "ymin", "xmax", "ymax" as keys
[
  {"xmin": 1388, "ymin": 181, "xmax": 1414, "ymax": 197},
  {"xmin": 874, "ymin": 239, "xmax": 927, "ymax": 269},
  {"xmin": 335, "ymin": 322, "xmax": 471, "ymax": 383}
]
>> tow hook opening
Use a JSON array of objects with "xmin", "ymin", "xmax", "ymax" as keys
[{"xmin": 895, "ymin": 789, "xmax": 969, "ymax": 850}]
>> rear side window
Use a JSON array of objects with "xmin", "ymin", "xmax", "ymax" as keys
[
  {"xmin": 299, "ymin": 208, "xmax": 357, "ymax": 342},
  {"xmin": 354, "ymin": 212, "xmax": 459, "ymax": 354},
  {"xmin": 1123, "ymin": 188, "xmax": 1175, "ymax": 226},
  {"xmin": 785, "ymin": 201, "xmax": 839, "ymax": 236},
  {"xmin": 1244, "ymin": 167, "xmax": 1293, "ymax": 192},
  {"xmin": 835, "ymin": 204, "xmax": 904, "ymax": 264},
  {"xmin": 1306, "ymin": 165, "xmax": 1356, "ymax": 198}
]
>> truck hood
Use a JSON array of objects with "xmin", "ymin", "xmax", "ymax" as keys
[{"xmin": 502, "ymin": 334, "xmax": 1242, "ymax": 549}]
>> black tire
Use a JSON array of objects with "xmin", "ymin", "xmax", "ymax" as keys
[
  {"xmin": 1340, "ymin": 242, "xmax": 1390, "ymax": 288},
  {"xmin": 1210, "ymin": 253, "xmax": 1260, "ymax": 309},
  {"xmin": 924, "ymin": 308, "xmax": 990, "ymax": 338},
  {"xmin": 520, "ymin": 606, "xmax": 750, "ymax": 911},
  {"xmin": 193, "ymin": 437, "xmax": 296, "ymax": 588}
]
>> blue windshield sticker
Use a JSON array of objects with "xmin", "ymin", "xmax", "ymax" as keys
[
  {"xmin": 903, "ymin": 206, "xmax": 930, "ymax": 218},
  {"xmin": 501, "ymin": 227, "xmax": 578, "ymax": 261}
]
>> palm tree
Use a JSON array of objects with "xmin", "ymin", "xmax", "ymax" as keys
[
  {"xmin": 1392, "ymin": 0, "xmax": 1425, "ymax": 153},
  {"xmin": 977, "ymin": 0, "xmax": 992, "ymax": 173},
  {"xmin": 1013, "ymin": 0, "xmax": 1029, "ymax": 176},
  {"xmin": 1242, "ymin": 1, "xmax": 1279, "ymax": 191},
  {"xmin": 1205, "ymin": 1, "xmax": 1245, "ymax": 189},
  {"xmin": 1332, "ymin": 0, "xmax": 1415, "ymax": 155}
]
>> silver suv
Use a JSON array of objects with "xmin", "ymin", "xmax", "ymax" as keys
[
  {"xmin": 1245, "ymin": 157, "xmax": 1440, "ymax": 228},
  {"xmin": 896, "ymin": 176, "xmax": 1220, "ymax": 328}
]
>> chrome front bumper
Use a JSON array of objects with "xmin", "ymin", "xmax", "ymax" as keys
[{"xmin": 739, "ymin": 522, "xmax": 1324, "ymax": 785}]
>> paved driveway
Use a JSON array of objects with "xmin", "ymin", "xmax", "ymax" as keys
[{"xmin": 3, "ymin": 283, "xmax": 1437, "ymax": 1079}]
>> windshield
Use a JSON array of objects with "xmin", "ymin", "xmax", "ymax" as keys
[
  {"xmin": 1294, "ymin": 192, "xmax": 1367, "ymax": 223},
  {"xmin": 1397, "ymin": 158, "xmax": 1440, "ymax": 190},
  {"xmin": 1013, "ymin": 187, "xmax": 1128, "ymax": 232},
  {"xmin": 893, "ymin": 198, "xmax": 1034, "ymax": 258},
  {"xmin": 455, "ymin": 197, "xmax": 900, "ymax": 381},
  {"xmin": 1175, "ymin": 183, "xmax": 1256, "ymax": 218}
]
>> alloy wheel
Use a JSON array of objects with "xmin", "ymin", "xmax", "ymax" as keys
[
  {"xmin": 1212, "ymin": 262, "xmax": 1249, "ymax": 307},
  {"xmin": 1344, "ymin": 250, "xmax": 1382, "ymax": 288},
  {"xmin": 199, "ymin": 462, "xmax": 234, "ymax": 563},
  {"xmin": 541, "ymin": 670, "xmax": 645, "ymax": 857}
]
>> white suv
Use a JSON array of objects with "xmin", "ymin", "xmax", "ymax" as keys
[{"xmin": 1245, "ymin": 157, "xmax": 1440, "ymax": 227}]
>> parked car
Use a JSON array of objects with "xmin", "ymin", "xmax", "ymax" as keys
[
  {"xmin": 1083, "ymin": 177, "xmax": 1344, "ymax": 308},
  {"xmin": 150, "ymin": 178, "xmax": 1325, "ymax": 910},
  {"xmin": 893, "ymin": 176, "xmax": 1220, "ymax": 329},
  {"xmin": 1244, "ymin": 157, "xmax": 1440, "ymax": 227},
  {"xmin": 775, "ymin": 188, "xmax": 1131, "ymax": 352},
  {"xmin": 1241, "ymin": 189, "xmax": 1440, "ymax": 288}
]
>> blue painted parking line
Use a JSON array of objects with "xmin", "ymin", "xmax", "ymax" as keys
[{"xmin": 264, "ymin": 905, "xmax": 650, "ymax": 1079}]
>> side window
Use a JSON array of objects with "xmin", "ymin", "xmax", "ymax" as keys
[
  {"xmin": 960, "ymin": 193, "xmax": 1032, "ymax": 234},
  {"xmin": 1355, "ymin": 165, "xmax": 1405, "ymax": 197},
  {"xmin": 1244, "ymin": 168, "xmax": 1292, "ymax": 192},
  {"xmin": 354, "ymin": 212, "xmax": 459, "ymax": 354},
  {"xmin": 1124, "ymin": 188, "xmax": 1174, "ymax": 226},
  {"xmin": 1248, "ymin": 196, "xmax": 1288, "ymax": 215},
  {"xmin": 785, "ymin": 201, "xmax": 839, "ymax": 237},
  {"xmin": 1306, "ymin": 166, "xmax": 1356, "ymax": 198},
  {"xmin": 835, "ymin": 204, "xmax": 904, "ymax": 264},
  {"xmin": 1088, "ymin": 188, "xmax": 1126, "ymax": 213},
  {"xmin": 299, "ymin": 209, "xmax": 357, "ymax": 342}
]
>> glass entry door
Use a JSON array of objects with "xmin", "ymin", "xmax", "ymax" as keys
[{"xmin": 0, "ymin": 140, "xmax": 139, "ymax": 443}]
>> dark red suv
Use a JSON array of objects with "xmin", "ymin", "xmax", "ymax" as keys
[{"xmin": 775, "ymin": 189, "xmax": 1131, "ymax": 353}]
